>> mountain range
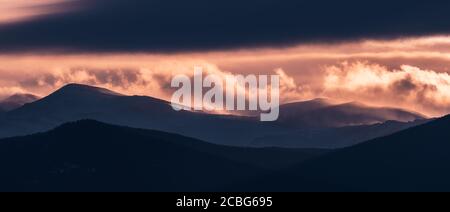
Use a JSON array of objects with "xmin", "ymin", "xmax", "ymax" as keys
[
  {"xmin": 0, "ymin": 116, "xmax": 449, "ymax": 191},
  {"xmin": 0, "ymin": 120, "xmax": 327, "ymax": 192},
  {"xmin": 0, "ymin": 83, "xmax": 428, "ymax": 148},
  {"xmin": 277, "ymin": 98, "xmax": 424, "ymax": 128}
]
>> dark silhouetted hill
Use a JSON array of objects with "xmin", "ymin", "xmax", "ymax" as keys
[
  {"xmin": 0, "ymin": 120, "xmax": 327, "ymax": 192},
  {"xmin": 243, "ymin": 115, "xmax": 450, "ymax": 192}
]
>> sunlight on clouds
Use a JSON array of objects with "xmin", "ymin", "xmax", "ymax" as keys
[
  {"xmin": 275, "ymin": 68, "xmax": 314, "ymax": 102},
  {"xmin": 1, "ymin": 36, "xmax": 450, "ymax": 116},
  {"xmin": 0, "ymin": 86, "xmax": 27, "ymax": 98},
  {"xmin": 0, "ymin": 0, "xmax": 72, "ymax": 24},
  {"xmin": 324, "ymin": 61, "xmax": 450, "ymax": 117}
]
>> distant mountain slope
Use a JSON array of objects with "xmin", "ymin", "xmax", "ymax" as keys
[
  {"xmin": 0, "ymin": 84, "xmax": 429, "ymax": 148},
  {"xmin": 0, "ymin": 93, "xmax": 39, "ymax": 112},
  {"xmin": 246, "ymin": 115, "xmax": 450, "ymax": 192},
  {"xmin": 0, "ymin": 84, "xmax": 287, "ymax": 146},
  {"xmin": 277, "ymin": 99, "xmax": 425, "ymax": 128},
  {"xmin": 0, "ymin": 120, "xmax": 327, "ymax": 192},
  {"xmin": 278, "ymin": 98, "xmax": 336, "ymax": 115}
]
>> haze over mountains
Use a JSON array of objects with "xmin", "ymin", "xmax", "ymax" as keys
[
  {"xmin": 277, "ymin": 98, "xmax": 424, "ymax": 128},
  {"xmin": 0, "ymin": 83, "xmax": 427, "ymax": 148}
]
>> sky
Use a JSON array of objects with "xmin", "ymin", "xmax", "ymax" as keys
[
  {"xmin": 0, "ymin": 0, "xmax": 74, "ymax": 23},
  {"xmin": 1, "ymin": 0, "xmax": 450, "ymax": 117}
]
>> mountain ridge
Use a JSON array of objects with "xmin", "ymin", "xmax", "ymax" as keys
[
  {"xmin": 245, "ymin": 114, "xmax": 450, "ymax": 192},
  {"xmin": 0, "ymin": 83, "xmax": 431, "ymax": 148},
  {"xmin": 0, "ymin": 119, "xmax": 328, "ymax": 191},
  {"xmin": 277, "ymin": 98, "xmax": 425, "ymax": 128}
]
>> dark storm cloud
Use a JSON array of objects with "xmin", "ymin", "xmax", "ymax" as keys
[
  {"xmin": 391, "ymin": 76, "xmax": 418, "ymax": 96},
  {"xmin": 1, "ymin": 0, "xmax": 450, "ymax": 53}
]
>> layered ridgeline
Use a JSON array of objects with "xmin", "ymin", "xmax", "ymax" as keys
[
  {"xmin": 0, "ymin": 84, "xmax": 428, "ymax": 148},
  {"xmin": 0, "ymin": 120, "xmax": 327, "ymax": 192},
  {"xmin": 244, "ymin": 115, "xmax": 450, "ymax": 192},
  {"xmin": 1, "ymin": 116, "xmax": 450, "ymax": 191},
  {"xmin": 277, "ymin": 98, "xmax": 424, "ymax": 128},
  {"xmin": 0, "ymin": 84, "xmax": 285, "ymax": 147}
]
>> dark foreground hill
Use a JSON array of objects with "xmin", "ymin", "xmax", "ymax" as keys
[
  {"xmin": 245, "ymin": 115, "xmax": 450, "ymax": 192},
  {"xmin": 0, "ymin": 120, "xmax": 326, "ymax": 192}
]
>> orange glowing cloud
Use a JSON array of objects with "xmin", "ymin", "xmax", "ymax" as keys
[
  {"xmin": 0, "ymin": 0, "xmax": 72, "ymax": 24},
  {"xmin": 324, "ymin": 61, "xmax": 450, "ymax": 117},
  {"xmin": 1, "ymin": 36, "xmax": 450, "ymax": 117}
]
